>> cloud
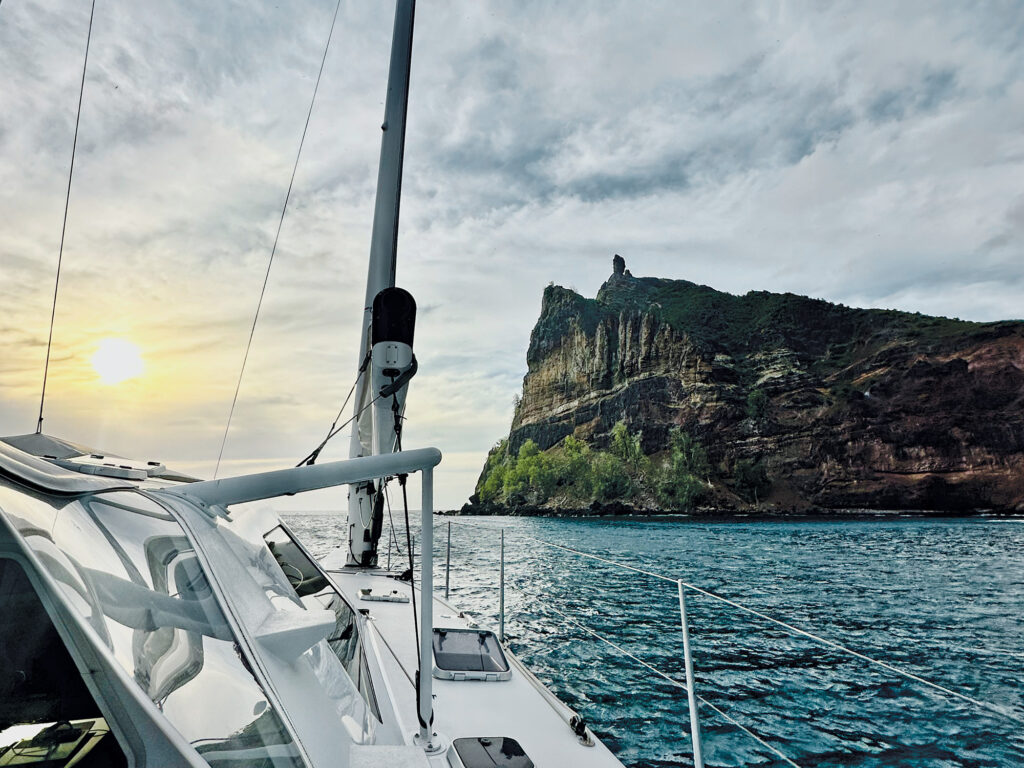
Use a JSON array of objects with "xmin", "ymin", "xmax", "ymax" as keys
[
  {"xmin": 866, "ymin": 69, "xmax": 958, "ymax": 123},
  {"xmin": 1, "ymin": 1, "xmax": 1022, "ymax": 508}
]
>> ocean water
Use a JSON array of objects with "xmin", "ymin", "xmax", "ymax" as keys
[{"xmin": 284, "ymin": 514, "xmax": 1024, "ymax": 768}]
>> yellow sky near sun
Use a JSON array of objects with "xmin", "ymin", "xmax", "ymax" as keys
[
  {"xmin": 91, "ymin": 338, "xmax": 144, "ymax": 385},
  {"xmin": 12, "ymin": 322, "xmax": 241, "ymax": 422}
]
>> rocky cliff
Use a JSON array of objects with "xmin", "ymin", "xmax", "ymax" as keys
[{"xmin": 469, "ymin": 257, "xmax": 1024, "ymax": 514}]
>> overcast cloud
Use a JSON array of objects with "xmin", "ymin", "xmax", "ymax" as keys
[{"xmin": 1, "ymin": 1, "xmax": 1022, "ymax": 509}]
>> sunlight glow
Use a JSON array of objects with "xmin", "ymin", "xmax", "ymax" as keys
[{"xmin": 91, "ymin": 338, "xmax": 144, "ymax": 385}]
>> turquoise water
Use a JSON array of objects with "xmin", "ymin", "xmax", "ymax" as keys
[{"xmin": 284, "ymin": 514, "xmax": 1024, "ymax": 767}]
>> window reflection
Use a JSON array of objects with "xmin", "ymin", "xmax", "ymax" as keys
[
  {"xmin": 35, "ymin": 493, "xmax": 307, "ymax": 768},
  {"xmin": 264, "ymin": 526, "xmax": 381, "ymax": 721},
  {"xmin": 265, "ymin": 532, "xmax": 328, "ymax": 597},
  {"xmin": 0, "ymin": 557, "xmax": 128, "ymax": 767}
]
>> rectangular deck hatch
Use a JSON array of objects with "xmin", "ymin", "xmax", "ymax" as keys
[
  {"xmin": 451, "ymin": 737, "xmax": 534, "ymax": 768},
  {"xmin": 432, "ymin": 628, "xmax": 511, "ymax": 681}
]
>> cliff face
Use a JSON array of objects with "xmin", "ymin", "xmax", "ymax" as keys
[{"xmin": 477, "ymin": 257, "xmax": 1024, "ymax": 513}]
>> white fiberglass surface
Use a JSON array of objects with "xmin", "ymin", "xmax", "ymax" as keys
[
  {"xmin": 6, "ymin": 487, "xmax": 306, "ymax": 768},
  {"xmin": 328, "ymin": 569, "xmax": 625, "ymax": 768}
]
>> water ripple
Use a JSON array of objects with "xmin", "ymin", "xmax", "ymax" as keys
[{"xmin": 286, "ymin": 515, "xmax": 1024, "ymax": 767}]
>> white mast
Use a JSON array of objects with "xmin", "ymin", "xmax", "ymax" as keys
[{"xmin": 346, "ymin": 0, "xmax": 416, "ymax": 567}]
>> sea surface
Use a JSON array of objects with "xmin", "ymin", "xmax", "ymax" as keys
[{"xmin": 284, "ymin": 513, "xmax": 1024, "ymax": 768}]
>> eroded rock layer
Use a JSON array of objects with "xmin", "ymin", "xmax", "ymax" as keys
[{"xmin": 480, "ymin": 257, "xmax": 1024, "ymax": 513}]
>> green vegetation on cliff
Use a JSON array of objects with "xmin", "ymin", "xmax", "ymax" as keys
[{"xmin": 476, "ymin": 421, "xmax": 712, "ymax": 512}]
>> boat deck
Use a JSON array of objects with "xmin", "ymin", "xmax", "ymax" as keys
[{"xmin": 325, "ymin": 566, "xmax": 624, "ymax": 767}]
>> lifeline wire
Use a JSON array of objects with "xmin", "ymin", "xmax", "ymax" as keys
[
  {"xmin": 36, "ymin": 0, "xmax": 96, "ymax": 434},
  {"xmin": 544, "ymin": 601, "xmax": 800, "ymax": 768},
  {"xmin": 440, "ymin": 516, "xmax": 1024, "ymax": 727},
  {"xmin": 214, "ymin": 0, "xmax": 342, "ymax": 478}
]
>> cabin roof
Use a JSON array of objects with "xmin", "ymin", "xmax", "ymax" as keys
[
  {"xmin": 0, "ymin": 436, "xmax": 131, "ymax": 493},
  {"xmin": 0, "ymin": 433, "xmax": 200, "ymax": 494}
]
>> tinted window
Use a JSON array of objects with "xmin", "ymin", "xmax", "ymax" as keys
[{"xmin": 0, "ymin": 557, "xmax": 128, "ymax": 767}]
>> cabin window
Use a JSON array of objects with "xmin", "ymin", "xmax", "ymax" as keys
[
  {"xmin": 264, "ymin": 527, "xmax": 328, "ymax": 597},
  {"xmin": 0, "ymin": 557, "xmax": 129, "ymax": 767},
  {"xmin": 264, "ymin": 525, "xmax": 381, "ymax": 721},
  {"xmin": 40, "ymin": 494, "xmax": 307, "ymax": 768}
]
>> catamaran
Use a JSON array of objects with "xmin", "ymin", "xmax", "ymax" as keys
[{"xmin": 0, "ymin": 2, "xmax": 628, "ymax": 766}]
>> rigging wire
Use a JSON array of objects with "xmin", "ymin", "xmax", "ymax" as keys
[
  {"xmin": 441, "ymin": 516, "xmax": 1024, "ymax": 727},
  {"xmin": 295, "ymin": 394, "xmax": 381, "ymax": 467},
  {"xmin": 319, "ymin": 375, "xmax": 360, "ymax": 446},
  {"xmin": 214, "ymin": 0, "xmax": 343, "ymax": 478},
  {"xmin": 295, "ymin": 351, "xmax": 371, "ymax": 466},
  {"xmin": 36, "ymin": 0, "xmax": 96, "ymax": 435}
]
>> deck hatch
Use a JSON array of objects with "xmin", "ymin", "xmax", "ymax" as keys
[
  {"xmin": 451, "ymin": 737, "xmax": 534, "ymax": 768},
  {"xmin": 432, "ymin": 628, "xmax": 511, "ymax": 681}
]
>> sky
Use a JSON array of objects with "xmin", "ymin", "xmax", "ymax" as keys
[{"xmin": 1, "ymin": 1, "xmax": 1022, "ymax": 511}]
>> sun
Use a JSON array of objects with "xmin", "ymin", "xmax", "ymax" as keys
[{"xmin": 91, "ymin": 338, "xmax": 144, "ymax": 385}]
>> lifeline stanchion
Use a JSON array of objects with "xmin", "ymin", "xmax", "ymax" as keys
[
  {"xmin": 678, "ymin": 580, "xmax": 704, "ymax": 768},
  {"xmin": 445, "ymin": 521, "xmax": 451, "ymax": 600},
  {"xmin": 499, "ymin": 528, "xmax": 505, "ymax": 643}
]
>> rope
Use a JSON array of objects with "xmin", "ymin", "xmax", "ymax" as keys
[
  {"xmin": 384, "ymin": 483, "xmax": 402, "ymax": 569},
  {"xmin": 36, "ymin": 0, "xmax": 96, "ymax": 434},
  {"xmin": 440, "ymin": 516, "xmax": 1024, "ymax": 727},
  {"xmin": 384, "ymin": 484, "xmax": 393, "ymax": 569},
  {"xmin": 402, "ymin": 478, "xmax": 418, "ymax": 644},
  {"xmin": 214, "ymin": 0, "xmax": 343, "ymax": 478},
  {"xmin": 545, "ymin": 601, "xmax": 800, "ymax": 767}
]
